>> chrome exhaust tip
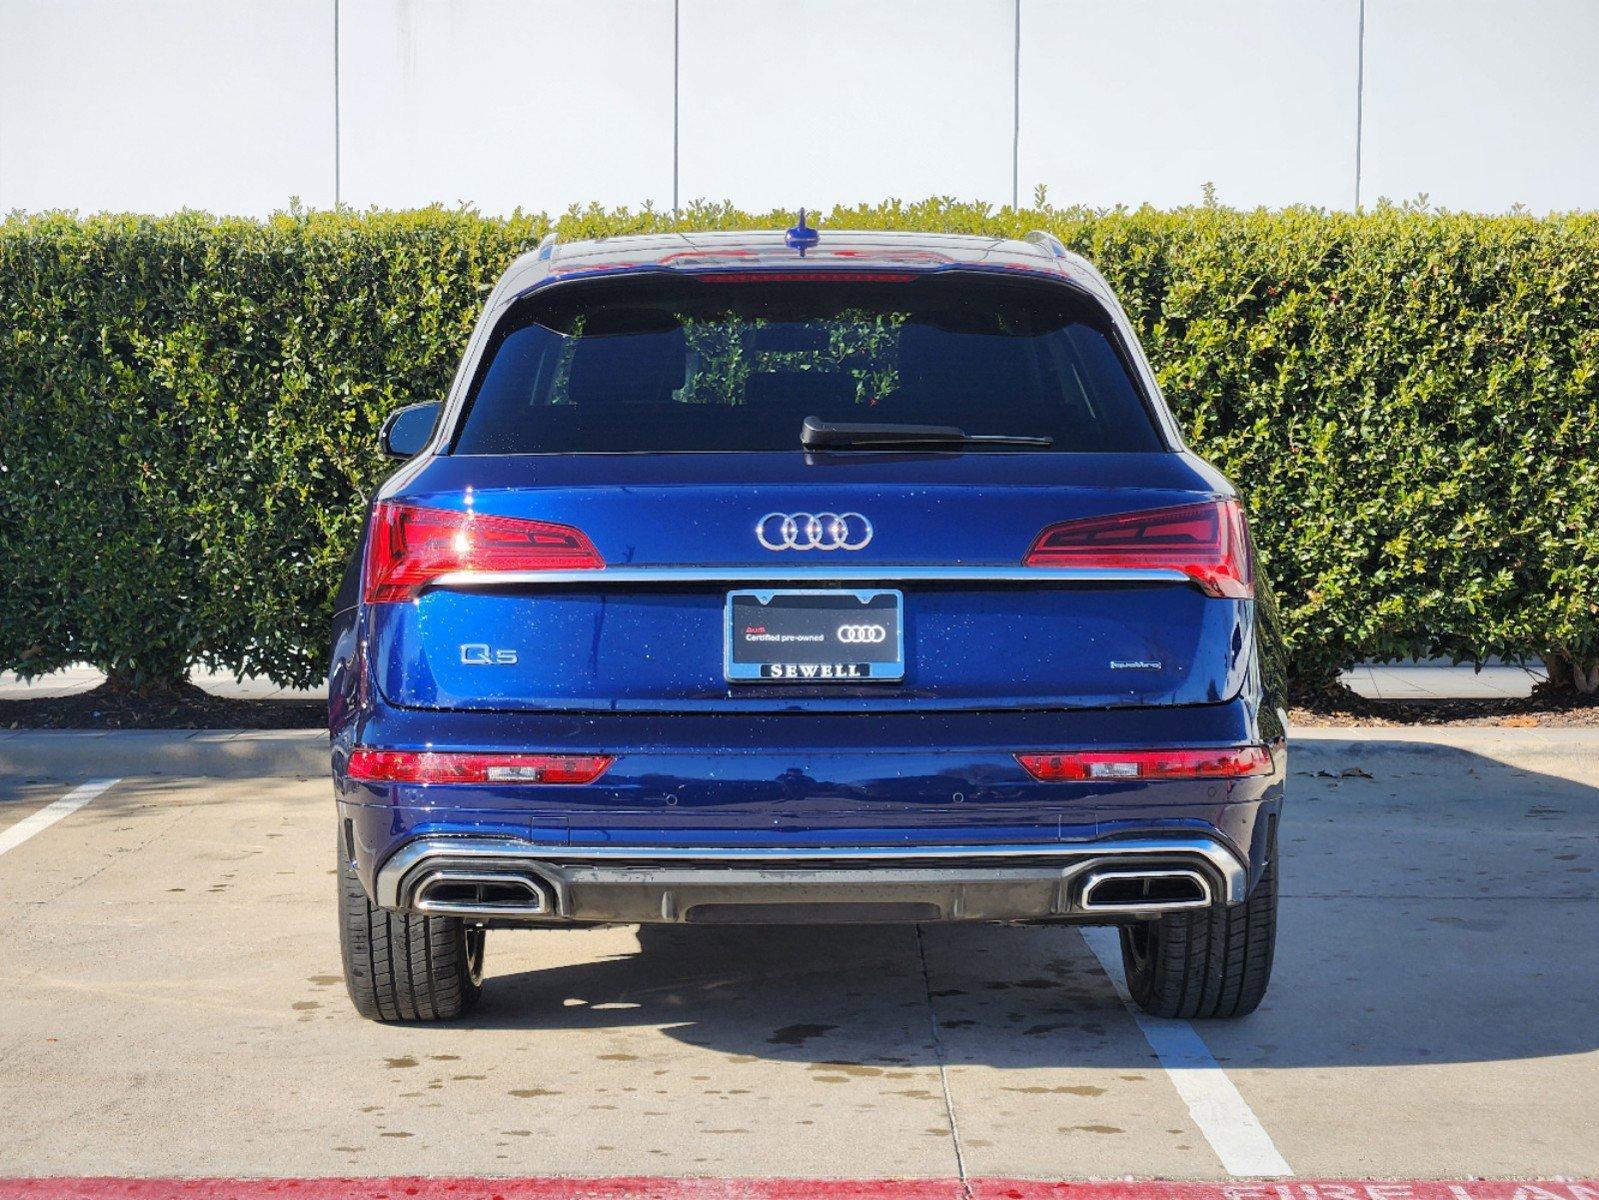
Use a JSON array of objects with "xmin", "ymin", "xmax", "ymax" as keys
[
  {"xmin": 1079, "ymin": 867, "xmax": 1212, "ymax": 914},
  {"xmin": 411, "ymin": 869, "xmax": 555, "ymax": 918}
]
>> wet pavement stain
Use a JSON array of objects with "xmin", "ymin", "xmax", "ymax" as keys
[
  {"xmin": 384, "ymin": 1056, "xmax": 418, "ymax": 1069},
  {"xmin": 767, "ymin": 1023, "xmax": 837, "ymax": 1046},
  {"xmin": 509, "ymin": 1088, "xmax": 561, "ymax": 1098},
  {"xmin": 1430, "ymin": 915, "xmax": 1502, "ymax": 932},
  {"xmin": 985, "ymin": 977, "xmax": 1057, "ymax": 990},
  {"xmin": 1062, "ymin": 1124, "xmax": 1124, "ymax": 1134},
  {"xmin": 291, "ymin": 1001, "xmax": 319, "ymax": 1011},
  {"xmin": 810, "ymin": 1061, "xmax": 888, "ymax": 1077},
  {"xmin": 1004, "ymin": 1084, "xmax": 1107, "ymax": 1096}
]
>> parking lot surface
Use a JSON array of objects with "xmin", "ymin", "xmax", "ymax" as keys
[{"xmin": 0, "ymin": 726, "xmax": 1595, "ymax": 1181}]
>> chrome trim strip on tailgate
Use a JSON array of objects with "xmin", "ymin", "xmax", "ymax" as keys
[{"xmin": 429, "ymin": 566, "xmax": 1192, "ymax": 588}]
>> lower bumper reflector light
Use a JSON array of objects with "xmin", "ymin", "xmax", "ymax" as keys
[{"xmin": 1015, "ymin": 745, "xmax": 1272, "ymax": 782}]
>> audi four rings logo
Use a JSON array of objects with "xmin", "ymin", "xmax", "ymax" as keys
[
  {"xmin": 836, "ymin": 624, "xmax": 888, "ymax": 644},
  {"xmin": 756, "ymin": 511, "xmax": 873, "ymax": 551}
]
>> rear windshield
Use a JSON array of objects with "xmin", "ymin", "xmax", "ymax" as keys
[{"xmin": 452, "ymin": 273, "xmax": 1164, "ymax": 454}]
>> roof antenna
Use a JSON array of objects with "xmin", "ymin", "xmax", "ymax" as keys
[{"xmin": 785, "ymin": 207, "xmax": 820, "ymax": 256}]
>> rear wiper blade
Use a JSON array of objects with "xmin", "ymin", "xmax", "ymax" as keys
[{"xmin": 801, "ymin": 417, "xmax": 1053, "ymax": 451}]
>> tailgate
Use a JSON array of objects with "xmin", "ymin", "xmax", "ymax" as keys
[{"xmin": 367, "ymin": 453, "xmax": 1253, "ymax": 714}]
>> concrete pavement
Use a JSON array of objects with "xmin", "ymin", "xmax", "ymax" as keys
[{"xmin": 0, "ymin": 726, "xmax": 1594, "ymax": 1179}]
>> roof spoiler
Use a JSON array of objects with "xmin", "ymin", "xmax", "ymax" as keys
[{"xmin": 1025, "ymin": 230, "xmax": 1068, "ymax": 258}]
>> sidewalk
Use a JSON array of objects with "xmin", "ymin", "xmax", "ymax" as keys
[
  {"xmin": 1340, "ymin": 657, "xmax": 1546, "ymax": 700},
  {"xmin": 0, "ymin": 658, "xmax": 1551, "ymax": 703},
  {"xmin": 0, "ymin": 666, "xmax": 324, "ymax": 701}
]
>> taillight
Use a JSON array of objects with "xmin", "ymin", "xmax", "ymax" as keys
[
  {"xmin": 348, "ymin": 749, "xmax": 613, "ymax": 785},
  {"xmin": 1023, "ymin": 499, "xmax": 1254, "ymax": 598},
  {"xmin": 1015, "ymin": 746, "xmax": 1272, "ymax": 782},
  {"xmin": 362, "ymin": 501, "xmax": 602, "ymax": 603}
]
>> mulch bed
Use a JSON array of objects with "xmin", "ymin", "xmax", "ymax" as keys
[{"xmin": 1, "ymin": 682, "xmax": 326, "ymax": 730}]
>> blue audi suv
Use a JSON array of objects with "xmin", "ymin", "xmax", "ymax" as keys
[{"xmin": 330, "ymin": 221, "xmax": 1287, "ymax": 1023}]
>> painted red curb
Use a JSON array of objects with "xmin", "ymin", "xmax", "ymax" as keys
[{"xmin": 0, "ymin": 1182, "xmax": 1595, "ymax": 1200}]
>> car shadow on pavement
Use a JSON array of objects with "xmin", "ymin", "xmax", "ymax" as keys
[{"xmin": 462, "ymin": 739, "xmax": 1599, "ymax": 1072}]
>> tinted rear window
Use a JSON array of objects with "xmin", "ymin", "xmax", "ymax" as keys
[{"xmin": 452, "ymin": 274, "xmax": 1163, "ymax": 454}]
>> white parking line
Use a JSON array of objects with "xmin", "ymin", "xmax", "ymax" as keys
[
  {"xmin": 0, "ymin": 778, "xmax": 120, "ymax": 858},
  {"xmin": 1081, "ymin": 926, "xmax": 1293, "ymax": 1178}
]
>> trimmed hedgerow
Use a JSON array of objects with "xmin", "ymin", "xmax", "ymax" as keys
[{"xmin": 2, "ymin": 200, "xmax": 1596, "ymax": 691}]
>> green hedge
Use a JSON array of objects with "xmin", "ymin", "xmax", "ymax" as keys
[{"xmin": 3, "ymin": 201, "xmax": 1597, "ymax": 692}]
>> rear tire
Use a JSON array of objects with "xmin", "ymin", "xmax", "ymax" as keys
[
  {"xmin": 338, "ymin": 832, "xmax": 484, "ymax": 1022},
  {"xmin": 1119, "ymin": 839, "xmax": 1277, "ymax": 1020}
]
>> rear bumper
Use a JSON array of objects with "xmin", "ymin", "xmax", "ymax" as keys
[
  {"xmin": 370, "ymin": 834, "xmax": 1246, "ymax": 925},
  {"xmin": 333, "ymin": 698, "xmax": 1285, "ymax": 921}
]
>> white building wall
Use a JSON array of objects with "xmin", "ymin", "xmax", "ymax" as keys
[
  {"xmin": 0, "ymin": 0, "xmax": 336, "ymax": 214},
  {"xmin": 338, "ymin": 0, "xmax": 674, "ymax": 212},
  {"xmin": 1019, "ymin": 0, "xmax": 1360, "ymax": 211},
  {"xmin": 1361, "ymin": 0, "xmax": 1599, "ymax": 213},
  {"xmin": 1, "ymin": 0, "xmax": 1596, "ymax": 217},
  {"xmin": 678, "ymin": 0, "xmax": 1014, "ymax": 211}
]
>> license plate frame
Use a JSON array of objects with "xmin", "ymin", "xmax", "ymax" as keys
[{"xmin": 724, "ymin": 588, "xmax": 905, "ymax": 683}]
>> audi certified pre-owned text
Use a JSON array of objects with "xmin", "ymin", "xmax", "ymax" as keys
[{"xmin": 331, "ymin": 221, "xmax": 1285, "ymax": 1023}]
